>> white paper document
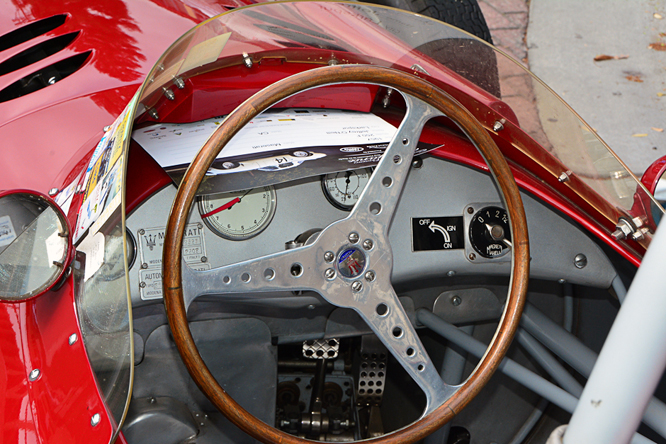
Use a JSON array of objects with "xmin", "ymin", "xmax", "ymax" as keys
[{"xmin": 132, "ymin": 108, "xmax": 397, "ymax": 169}]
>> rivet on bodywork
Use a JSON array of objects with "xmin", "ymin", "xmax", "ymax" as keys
[
  {"xmin": 91, "ymin": 413, "xmax": 101, "ymax": 427},
  {"xmin": 493, "ymin": 121, "xmax": 504, "ymax": 132},
  {"xmin": 29, "ymin": 369, "xmax": 41, "ymax": 381},
  {"xmin": 68, "ymin": 333, "xmax": 78, "ymax": 345},
  {"xmin": 48, "ymin": 188, "xmax": 59, "ymax": 197}
]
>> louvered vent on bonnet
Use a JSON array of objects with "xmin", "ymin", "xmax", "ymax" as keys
[{"xmin": 0, "ymin": 14, "xmax": 91, "ymax": 103}]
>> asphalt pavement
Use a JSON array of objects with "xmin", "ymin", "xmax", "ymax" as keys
[{"xmin": 482, "ymin": 0, "xmax": 666, "ymax": 176}]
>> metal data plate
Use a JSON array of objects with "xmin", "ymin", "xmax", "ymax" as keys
[{"xmin": 136, "ymin": 223, "xmax": 209, "ymax": 300}]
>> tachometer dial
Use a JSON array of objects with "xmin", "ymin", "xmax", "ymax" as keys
[
  {"xmin": 321, "ymin": 168, "xmax": 373, "ymax": 210},
  {"xmin": 198, "ymin": 186, "xmax": 276, "ymax": 240},
  {"xmin": 469, "ymin": 206, "xmax": 511, "ymax": 259}
]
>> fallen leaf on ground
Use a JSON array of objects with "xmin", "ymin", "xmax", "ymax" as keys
[
  {"xmin": 649, "ymin": 42, "xmax": 666, "ymax": 51},
  {"xmin": 626, "ymin": 74, "xmax": 644, "ymax": 82},
  {"xmin": 594, "ymin": 54, "xmax": 629, "ymax": 61},
  {"xmin": 661, "ymin": 32, "xmax": 666, "ymax": 37},
  {"xmin": 658, "ymin": 92, "xmax": 666, "ymax": 97},
  {"xmin": 652, "ymin": 127, "xmax": 664, "ymax": 132},
  {"xmin": 656, "ymin": 13, "xmax": 663, "ymax": 19},
  {"xmin": 633, "ymin": 133, "xmax": 648, "ymax": 137}
]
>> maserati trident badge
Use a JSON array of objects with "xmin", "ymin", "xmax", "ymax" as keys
[{"xmin": 337, "ymin": 247, "xmax": 366, "ymax": 278}]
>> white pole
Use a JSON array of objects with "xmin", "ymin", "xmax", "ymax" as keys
[{"xmin": 564, "ymin": 219, "xmax": 666, "ymax": 444}]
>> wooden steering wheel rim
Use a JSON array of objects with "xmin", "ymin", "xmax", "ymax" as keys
[{"xmin": 162, "ymin": 64, "xmax": 529, "ymax": 444}]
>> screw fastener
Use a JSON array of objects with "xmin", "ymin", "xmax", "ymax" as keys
[
  {"xmin": 91, "ymin": 413, "xmax": 101, "ymax": 427},
  {"xmin": 348, "ymin": 232, "xmax": 360, "ymax": 244},
  {"xmin": 29, "ymin": 369, "xmax": 41, "ymax": 381},
  {"xmin": 242, "ymin": 52, "xmax": 253, "ymax": 68},
  {"xmin": 363, "ymin": 239, "xmax": 373, "ymax": 250},
  {"xmin": 163, "ymin": 87, "xmax": 175, "ymax": 101},
  {"xmin": 324, "ymin": 251, "xmax": 335, "ymax": 263},
  {"xmin": 364, "ymin": 270, "xmax": 376, "ymax": 282},
  {"xmin": 493, "ymin": 121, "xmax": 504, "ymax": 132},
  {"xmin": 451, "ymin": 296, "xmax": 462, "ymax": 306},
  {"xmin": 351, "ymin": 281, "xmax": 363, "ymax": 292},
  {"xmin": 574, "ymin": 254, "xmax": 588, "ymax": 269},
  {"xmin": 173, "ymin": 76, "xmax": 185, "ymax": 89},
  {"xmin": 325, "ymin": 268, "xmax": 336, "ymax": 280}
]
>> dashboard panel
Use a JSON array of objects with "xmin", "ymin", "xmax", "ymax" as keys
[{"xmin": 126, "ymin": 155, "xmax": 616, "ymax": 308}]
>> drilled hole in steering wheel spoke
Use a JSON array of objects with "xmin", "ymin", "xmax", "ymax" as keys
[
  {"xmin": 370, "ymin": 202, "xmax": 382, "ymax": 215},
  {"xmin": 263, "ymin": 268, "xmax": 275, "ymax": 281},
  {"xmin": 290, "ymin": 263, "xmax": 303, "ymax": 277},
  {"xmin": 241, "ymin": 272, "xmax": 251, "ymax": 283},
  {"xmin": 392, "ymin": 326, "xmax": 403, "ymax": 338}
]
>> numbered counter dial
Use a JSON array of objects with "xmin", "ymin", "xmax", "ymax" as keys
[
  {"xmin": 322, "ymin": 168, "xmax": 373, "ymax": 210},
  {"xmin": 469, "ymin": 206, "xmax": 511, "ymax": 259},
  {"xmin": 198, "ymin": 186, "xmax": 276, "ymax": 241}
]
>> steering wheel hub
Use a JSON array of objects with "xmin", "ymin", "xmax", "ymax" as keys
[{"xmin": 337, "ymin": 246, "xmax": 367, "ymax": 279}]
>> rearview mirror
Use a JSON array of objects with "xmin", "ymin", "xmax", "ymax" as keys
[{"xmin": 0, "ymin": 191, "xmax": 72, "ymax": 301}]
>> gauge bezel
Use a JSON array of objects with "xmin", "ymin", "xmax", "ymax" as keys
[
  {"xmin": 321, "ymin": 168, "xmax": 373, "ymax": 211},
  {"xmin": 198, "ymin": 186, "xmax": 277, "ymax": 241}
]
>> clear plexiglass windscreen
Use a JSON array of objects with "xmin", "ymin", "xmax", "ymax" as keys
[{"xmin": 136, "ymin": 1, "xmax": 662, "ymax": 247}]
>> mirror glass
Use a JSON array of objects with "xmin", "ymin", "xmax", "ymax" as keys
[{"xmin": 0, "ymin": 193, "xmax": 69, "ymax": 300}]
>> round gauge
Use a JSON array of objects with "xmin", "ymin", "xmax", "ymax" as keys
[
  {"xmin": 198, "ymin": 186, "xmax": 277, "ymax": 240},
  {"xmin": 469, "ymin": 206, "xmax": 512, "ymax": 259},
  {"xmin": 321, "ymin": 168, "xmax": 373, "ymax": 210}
]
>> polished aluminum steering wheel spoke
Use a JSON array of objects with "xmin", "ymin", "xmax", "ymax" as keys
[
  {"xmin": 336, "ymin": 268, "xmax": 457, "ymax": 415},
  {"xmin": 349, "ymin": 95, "xmax": 443, "ymax": 235},
  {"xmin": 181, "ymin": 245, "xmax": 321, "ymax": 309}
]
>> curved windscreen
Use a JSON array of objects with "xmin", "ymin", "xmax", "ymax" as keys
[
  {"xmin": 135, "ymin": 1, "xmax": 663, "ymax": 247},
  {"xmin": 74, "ymin": 97, "xmax": 137, "ymax": 441}
]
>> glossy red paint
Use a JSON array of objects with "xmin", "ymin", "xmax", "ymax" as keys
[
  {"xmin": 641, "ymin": 154, "xmax": 666, "ymax": 196},
  {"xmin": 0, "ymin": 189, "xmax": 113, "ymax": 442},
  {"xmin": 0, "ymin": 0, "xmax": 224, "ymax": 194},
  {"xmin": 0, "ymin": 278, "xmax": 115, "ymax": 444}
]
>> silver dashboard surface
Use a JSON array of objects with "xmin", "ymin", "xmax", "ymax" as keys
[{"xmin": 126, "ymin": 156, "xmax": 615, "ymax": 307}]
